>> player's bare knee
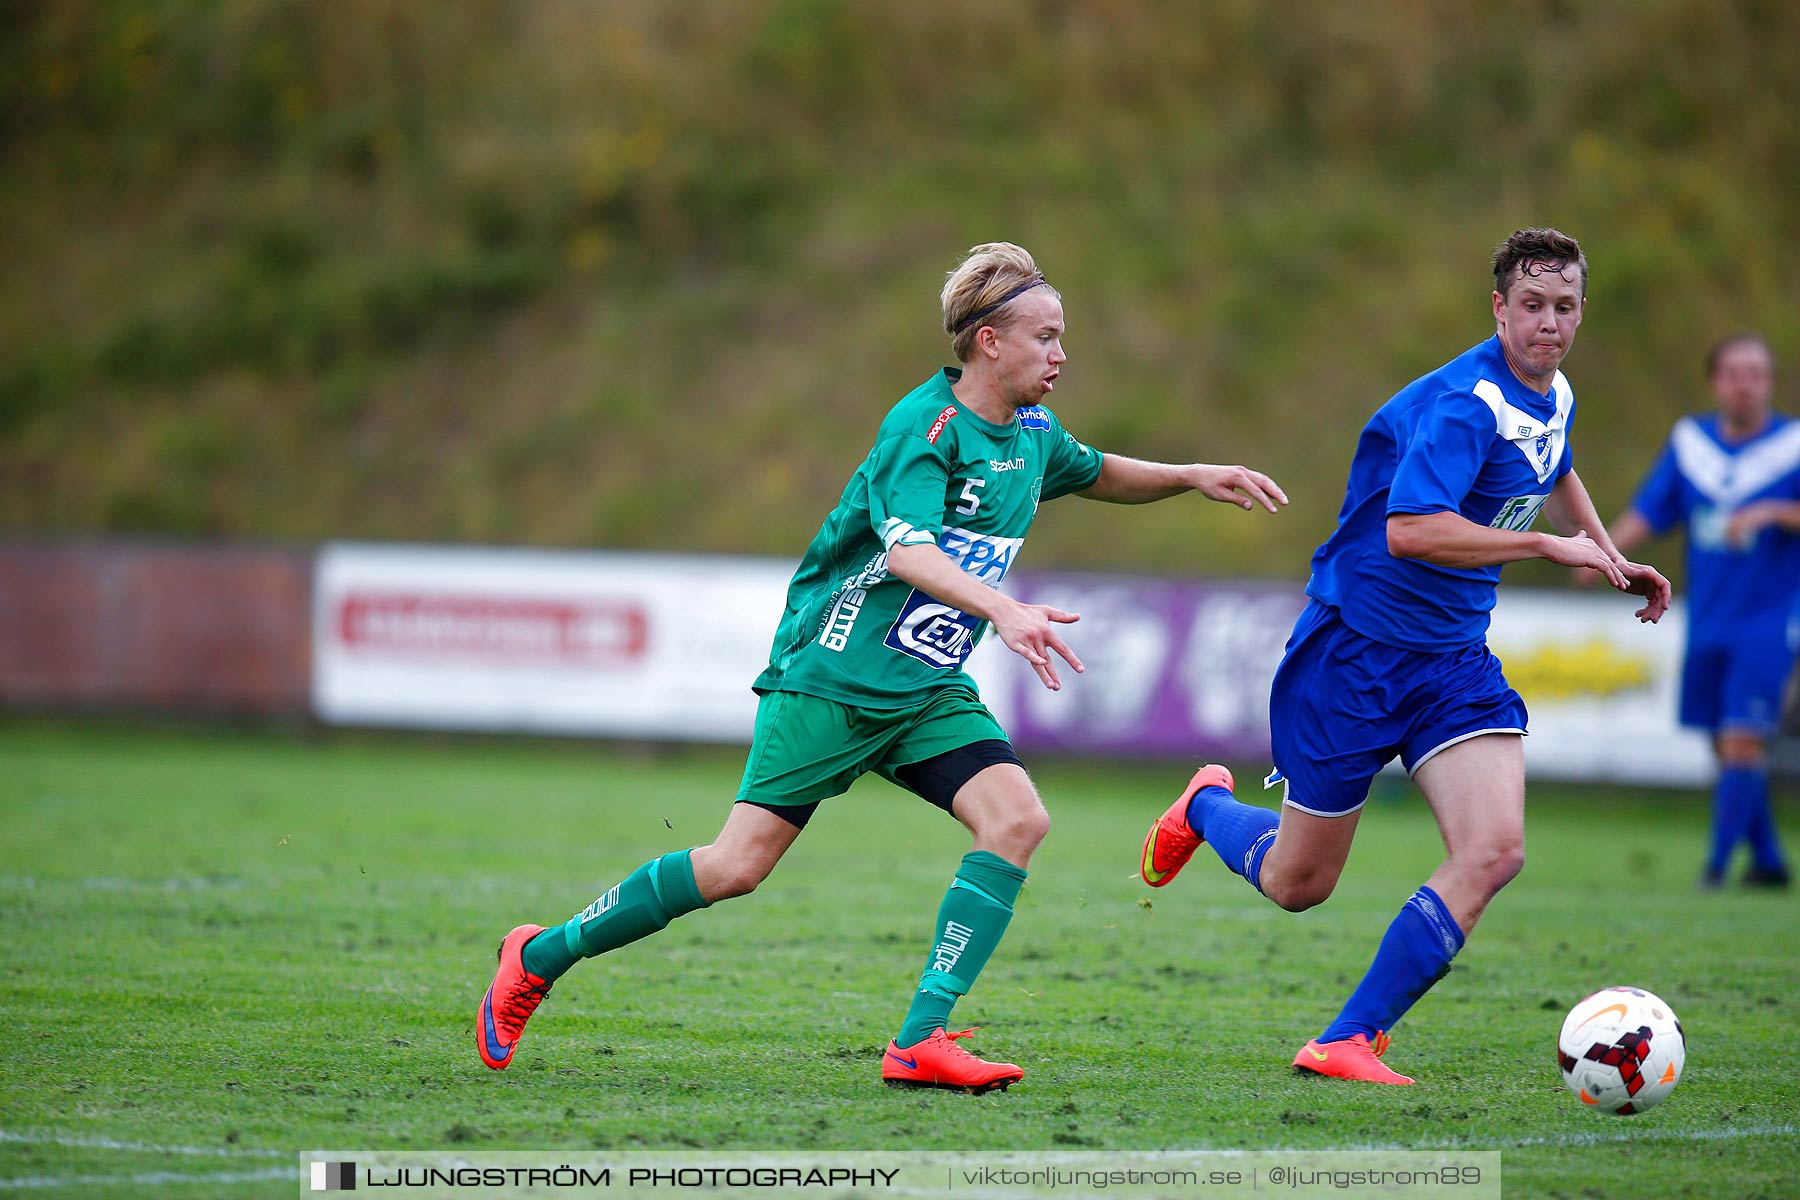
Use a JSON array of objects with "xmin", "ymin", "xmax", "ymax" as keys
[
  {"xmin": 974, "ymin": 800, "xmax": 1049, "ymax": 860},
  {"xmin": 692, "ymin": 843, "xmax": 778, "ymax": 901},
  {"xmin": 1456, "ymin": 839, "xmax": 1524, "ymax": 897},
  {"xmin": 1716, "ymin": 733, "xmax": 1766, "ymax": 767},
  {"xmin": 708, "ymin": 862, "xmax": 768, "ymax": 900},
  {"xmin": 1269, "ymin": 885, "xmax": 1326, "ymax": 913},
  {"xmin": 1496, "ymin": 842, "xmax": 1526, "ymax": 889},
  {"xmin": 1019, "ymin": 803, "xmax": 1051, "ymax": 849},
  {"xmin": 1000, "ymin": 803, "xmax": 1051, "ymax": 856},
  {"xmin": 1265, "ymin": 868, "xmax": 1336, "ymax": 913}
]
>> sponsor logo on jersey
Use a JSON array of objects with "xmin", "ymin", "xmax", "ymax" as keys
[
  {"xmin": 817, "ymin": 554, "xmax": 889, "ymax": 651},
  {"xmin": 989, "ymin": 457, "xmax": 1026, "ymax": 472},
  {"xmin": 1691, "ymin": 504, "xmax": 1733, "ymax": 552},
  {"xmin": 819, "ymin": 588, "xmax": 868, "ymax": 652},
  {"xmin": 1018, "ymin": 406, "xmax": 1052, "ymax": 431},
  {"xmin": 885, "ymin": 591, "xmax": 983, "ymax": 669},
  {"xmin": 926, "ymin": 405, "xmax": 958, "ymax": 444},
  {"xmin": 938, "ymin": 525, "xmax": 1022, "ymax": 585},
  {"xmin": 1490, "ymin": 493, "xmax": 1549, "ymax": 533},
  {"xmin": 881, "ymin": 528, "xmax": 1021, "ymax": 666}
]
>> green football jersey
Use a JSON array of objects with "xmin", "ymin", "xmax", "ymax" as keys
[{"xmin": 753, "ymin": 368, "xmax": 1104, "ymax": 709}]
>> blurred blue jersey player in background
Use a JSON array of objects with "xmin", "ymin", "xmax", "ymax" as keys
[
  {"xmin": 1139, "ymin": 228, "xmax": 1672, "ymax": 1084},
  {"xmin": 1606, "ymin": 333, "xmax": 1800, "ymax": 889}
]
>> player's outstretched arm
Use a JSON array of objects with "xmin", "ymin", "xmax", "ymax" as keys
[
  {"xmin": 1544, "ymin": 470, "xmax": 1671, "ymax": 622},
  {"xmin": 1725, "ymin": 499, "xmax": 1800, "ymax": 544},
  {"xmin": 885, "ymin": 542, "xmax": 1083, "ymax": 691},
  {"xmin": 1078, "ymin": 455, "xmax": 1288, "ymax": 512},
  {"xmin": 1386, "ymin": 510, "xmax": 1606, "ymax": 573}
]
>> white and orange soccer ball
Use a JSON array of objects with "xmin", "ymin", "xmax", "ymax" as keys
[{"xmin": 1556, "ymin": 986, "xmax": 1686, "ymax": 1115}]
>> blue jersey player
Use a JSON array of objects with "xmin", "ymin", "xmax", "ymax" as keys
[
  {"xmin": 1607, "ymin": 333, "xmax": 1800, "ymax": 889},
  {"xmin": 1138, "ymin": 228, "xmax": 1672, "ymax": 1085}
]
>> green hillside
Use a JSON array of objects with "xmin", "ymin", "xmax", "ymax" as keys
[{"xmin": 4, "ymin": 1, "xmax": 1797, "ymax": 576}]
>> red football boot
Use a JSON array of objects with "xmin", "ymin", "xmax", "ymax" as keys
[
  {"xmin": 1292, "ymin": 1031, "xmax": 1414, "ymax": 1085},
  {"xmin": 1140, "ymin": 764, "xmax": 1236, "ymax": 887},
  {"xmin": 477, "ymin": 924, "xmax": 552, "ymax": 1070},
  {"xmin": 881, "ymin": 1028, "xmax": 1023, "ymax": 1094}
]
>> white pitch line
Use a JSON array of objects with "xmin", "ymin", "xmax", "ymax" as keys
[
  {"xmin": 0, "ymin": 1167, "xmax": 294, "ymax": 1190},
  {"xmin": 0, "ymin": 1131, "xmax": 286, "ymax": 1160},
  {"xmin": 1342, "ymin": 1122, "xmax": 1796, "ymax": 1151}
]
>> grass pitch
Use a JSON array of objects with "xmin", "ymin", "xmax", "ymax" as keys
[{"xmin": 1, "ymin": 720, "xmax": 1795, "ymax": 1198}]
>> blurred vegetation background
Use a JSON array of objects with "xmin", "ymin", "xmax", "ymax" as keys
[{"xmin": 2, "ymin": 0, "xmax": 1796, "ymax": 578}]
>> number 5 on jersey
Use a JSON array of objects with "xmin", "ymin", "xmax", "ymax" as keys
[{"xmin": 956, "ymin": 477, "xmax": 986, "ymax": 516}]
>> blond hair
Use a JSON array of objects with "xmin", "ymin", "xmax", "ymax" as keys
[{"xmin": 941, "ymin": 242, "xmax": 1058, "ymax": 362}]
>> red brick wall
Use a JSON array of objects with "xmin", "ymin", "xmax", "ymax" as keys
[{"xmin": 0, "ymin": 542, "xmax": 312, "ymax": 717}]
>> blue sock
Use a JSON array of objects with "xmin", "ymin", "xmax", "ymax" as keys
[
  {"xmin": 1708, "ymin": 767, "xmax": 1759, "ymax": 876},
  {"xmin": 1187, "ymin": 785, "xmax": 1279, "ymax": 895},
  {"xmin": 1739, "ymin": 766, "xmax": 1787, "ymax": 872},
  {"xmin": 1318, "ymin": 885, "xmax": 1465, "ymax": 1043}
]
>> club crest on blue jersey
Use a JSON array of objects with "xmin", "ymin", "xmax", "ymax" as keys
[{"xmin": 1017, "ymin": 406, "xmax": 1052, "ymax": 431}]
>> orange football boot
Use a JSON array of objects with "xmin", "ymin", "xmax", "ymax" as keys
[
  {"xmin": 881, "ymin": 1028, "xmax": 1023, "ymax": 1094},
  {"xmin": 477, "ymin": 923, "xmax": 553, "ymax": 1070},
  {"xmin": 1292, "ymin": 1031, "xmax": 1414, "ymax": 1085},
  {"xmin": 1140, "ymin": 764, "xmax": 1235, "ymax": 887}
]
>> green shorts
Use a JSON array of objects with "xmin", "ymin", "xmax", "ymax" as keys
[{"xmin": 735, "ymin": 687, "xmax": 1010, "ymax": 808}]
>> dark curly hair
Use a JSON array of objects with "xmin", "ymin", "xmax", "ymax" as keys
[{"xmin": 1492, "ymin": 228, "xmax": 1587, "ymax": 299}]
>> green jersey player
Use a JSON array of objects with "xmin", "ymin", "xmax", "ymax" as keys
[{"xmin": 477, "ymin": 242, "xmax": 1288, "ymax": 1091}]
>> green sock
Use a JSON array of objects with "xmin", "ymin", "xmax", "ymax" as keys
[
  {"xmin": 895, "ymin": 850, "xmax": 1028, "ymax": 1049},
  {"xmin": 520, "ymin": 850, "xmax": 709, "ymax": 983}
]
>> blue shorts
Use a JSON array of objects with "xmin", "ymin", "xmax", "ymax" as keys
[
  {"xmin": 1267, "ymin": 600, "xmax": 1529, "ymax": 817},
  {"xmin": 1679, "ymin": 624, "xmax": 1798, "ymax": 736}
]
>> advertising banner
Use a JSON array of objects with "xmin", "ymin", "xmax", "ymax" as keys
[
  {"xmin": 314, "ymin": 544, "xmax": 1712, "ymax": 785},
  {"xmin": 973, "ymin": 574, "xmax": 1712, "ymax": 786},
  {"xmin": 966, "ymin": 575, "xmax": 1305, "ymax": 762},
  {"xmin": 312, "ymin": 543, "xmax": 789, "ymax": 740},
  {"xmin": 1487, "ymin": 590, "xmax": 1711, "ymax": 785}
]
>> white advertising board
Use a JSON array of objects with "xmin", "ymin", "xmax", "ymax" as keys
[
  {"xmin": 1486, "ymin": 590, "xmax": 1711, "ymax": 786},
  {"xmin": 313, "ymin": 543, "xmax": 1715, "ymax": 785},
  {"xmin": 312, "ymin": 543, "xmax": 791, "ymax": 740}
]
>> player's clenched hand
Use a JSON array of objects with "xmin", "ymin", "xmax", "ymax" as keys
[
  {"xmin": 1616, "ymin": 559, "xmax": 1671, "ymax": 624},
  {"xmin": 1191, "ymin": 464, "xmax": 1289, "ymax": 514},
  {"xmin": 992, "ymin": 600, "xmax": 1083, "ymax": 691},
  {"xmin": 1542, "ymin": 530, "xmax": 1628, "ymax": 590}
]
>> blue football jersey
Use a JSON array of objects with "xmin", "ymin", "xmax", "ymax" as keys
[
  {"xmin": 1307, "ymin": 336, "xmax": 1576, "ymax": 651},
  {"xmin": 1629, "ymin": 412, "xmax": 1800, "ymax": 642}
]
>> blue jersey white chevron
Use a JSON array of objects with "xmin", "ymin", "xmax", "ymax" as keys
[
  {"xmin": 1630, "ymin": 411, "xmax": 1800, "ymax": 642},
  {"xmin": 1305, "ymin": 336, "xmax": 1576, "ymax": 651}
]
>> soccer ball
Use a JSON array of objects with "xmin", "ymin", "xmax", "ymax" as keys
[{"xmin": 1556, "ymin": 986, "xmax": 1685, "ymax": 1115}]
